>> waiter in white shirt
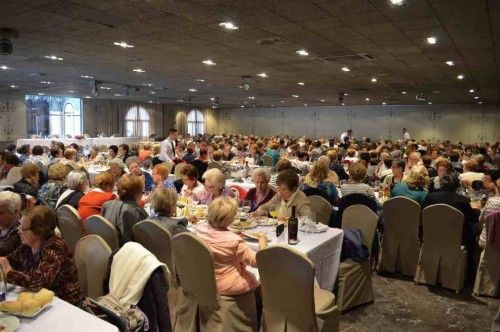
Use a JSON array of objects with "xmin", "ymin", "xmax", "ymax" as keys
[
  {"xmin": 159, "ymin": 128, "xmax": 178, "ymax": 163},
  {"xmin": 340, "ymin": 129, "xmax": 353, "ymax": 144},
  {"xmin": 402, "ymin": 127, "xmax": 410, "ymax": 141}
]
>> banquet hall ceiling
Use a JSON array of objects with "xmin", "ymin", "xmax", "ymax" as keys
[{"xmin": 0, "ymin": 0, "xmax": 499, "ymax": 108}]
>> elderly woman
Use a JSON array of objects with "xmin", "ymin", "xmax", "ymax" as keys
[
  {"xmin": 13, "ymin": 163, "xmax": 40, "ymax": 199},
  {"xmin": 198, "ymin": 168, "xmax": 235, "ymax": 204},
  {"xmin": 151, "ymin": 163, "xmax": 175, "ymax": 189},
  {"xmin": 429, "ymin": 159, "xmax": 453, "ymax": 192},
  {"xmin": 87, "ymin": 146, "xmax": 104, "ymax": 164},
  {"xmin": 383, "ymin": 159, "xmax": 406, "ymax": 188},
  {"xmin": 38, "ymin": 163, "xmax": 69, "ymax": 211},
  {"xmin": 258, "ymin": 169, "xmax": 312, "ymax": 218},
  {"xmin": 55, "ymin": 170, "xmax": 89, "ymax": 210},
  {"xmin": 179, "ymin": 164, "xmax": 204, "ymax": 200},
  {"xmin": 138, "ymin": 143, "xmax": 153, "ymax": 163},
  {"xmin": 0, "ymin": 191, "xmax": 21, "ymax": 256},
  {"xmin": 102, "ymin": 174, "xmax": 148, "ymax": 244},
  {"xmin": 248, "ymin": 144, "xmax": 263, "ymax": 166},
  {"xmin": 326, "ymin": 149, "xmax": 349, "ymax": 181},
  {"xmin": 78, "ymin": 172, "xmax": 116, "ymax": 222},
  {"xmin": 60, "ymin": 148, "xmax": 81, "ymax": 171},
  {"xmin": 126, "ymin": 156, "xmax": 154, "ymax": 192},
  {"xmin": 341, "ymin": 162, "xmax": 377, "ymax": 199},
  {"xmin": 108, "ymin": 157, "xmax": 126, "ymax": 181},
  {"xmin": 301, "ymin": 161, "xmax": 339, "ymax": 204},
  {"xmin": 0, "ymin": 206, "xmax": 84, "ymax": 305},
  {"xmin": 391, "ymin": 165, "xmax": 429, "ymax": 205},
  {"xmin": 244, "ymin": 168, "xmax": 275, "ymax": 212},
  {"xmin": 148, "ymin": 188, "xmax": 188, "ymax": 236},
  {"xmin": 404, "ymin": 152, "xmax": 421, "ymax": 174},
  {"xmin": 196, "ymin": 197, "xmax": 266, "ymax": 296}
]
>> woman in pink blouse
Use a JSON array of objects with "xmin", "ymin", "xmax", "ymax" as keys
[{"xmin": 196, "ymin": 197, "xmax": 267, "ymax": 296}]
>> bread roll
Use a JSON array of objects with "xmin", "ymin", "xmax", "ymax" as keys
[
  {"xmin": 21, "ymin": 299, "xmax": 41, "ymax": 316},
  {"xmin": 18, "ymin": 292, "xmax": 35, "ymax": 303},
  {"xmin": 0, "ymin": 300, "xmax": 22, "ymax": 313},
  {"xmin": 34, "ymin": 288, "xmax": 54, "ymax": 306}
]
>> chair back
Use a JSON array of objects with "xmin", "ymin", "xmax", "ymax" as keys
[
  {"xmin": 308, "ymin": 195, "xmax": 332, "ymax": 225},
  {"xmin": 257, "ymin": 246, "xmax": 316, "ymax": 329},
  {"xmin": 421, "ymin": 204, "xmax": 464, "ymax": 249},
  {"xmin": 342, "ymin": 204, "xmax": 378, "ymax": 256},
  {"xmin": 56, "ymin": 204, "xmax": 83, "ymax": 253},
  {"xmin": 228, "ymin": 184, "xmax": 248, "ymax": 199},
  {"xmin": 172, "ymin": 233, "xmax": 219, "ymax": 309},
  {"xmin": 133, "ymin": 220, "xmax": 174, "ymax": 274},
  {"xmin": 85, "ymin": 215, "xmax": 120, "ymax": 251},
  {"xmin": 332, "ymin": 193, "xmax": 377, "ymax": 228},
  {"xmin": 74, "ymin": 235, "xmax": 112, "ymax": 299},
  {"xmin": 473, "ymin": 211, "xmax": 500, "ymax": 296},
  {"xmin": 262, "ymin": 155, "xmax": 274, "ymax": 167},
  {"xmin": 174, "ymin": 162, "xmax": 188, "ymax": 180},
  {"xmin": 207, "ymin": 161, "xmax": 222, "ymax": 170}
]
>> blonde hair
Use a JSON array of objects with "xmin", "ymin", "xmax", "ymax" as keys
[
  {"xmin": 406, "ymin": 165, "xmax": 429, "ymax": 189},
  {"xmin": 153, "ymin": 163, "xmax": 170, "ymax": 179},
  {"xmin": 63, "ymin": 148, "xmax": 77, "ymax": 160},
  {"xmin": 108, "ymin": 158, "xmax": 125, "ymax": 170},
  {"xmin": 207, "ymin": 196, "xmax": 237, "ymax": 229},
  {"xmin": 150, "ymin": 188, "xmax": 177, "ymax": 217},
  {"xmin": 348, "ymin": 162, "xmax": 367, "ymax": 182},
  {"xmin": 48, "ymin": 163, "xmax": 69, "ymax": 181},
  {"xmin": 0, "ymin": 191, "xmax": 21, "ymax": 214},
  {"xmin": 203, "ymin": 168, "xmax": 226, "ymax": 189},
  {"xmin": 327, "ymin": 149, "xmax": 338, "ymax": 161},
  {"xmin": 310, "ymin": 161, "xmax": 329, "ymax": 182},
  {"xmin": 21, "ymin": 163, "xmax": 39, "ymax": 178}
]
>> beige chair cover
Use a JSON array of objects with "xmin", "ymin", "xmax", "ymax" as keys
[
  {"xmin": 493, "ymin": 305, "xmax": 500, "ymax": 331},
  {"xmin": 85, "ymin": 215, "xmax": 120, "ymax": 251},
  {"xmin": 414, "ymin": 204, "xmax": 467, "ymax": 292},
  {"xmin": 172, "ymin": 233, "xmax": 257, "ymax": 332},
  {"xmin": 379, "ymin": 197, "xmax": 421, "ymax": 276},
  {"xmin": 174, "ymin": 163, "xmax": 188, "ymax": 180},
  {"xmin": 337, "ymin": 204, "xmax": 378, "ymax": 312},
  {"xmin": 56, "ymin": 204, "xmax": 83, "ymax": 253},
  {"xmin": 262, "ymin": 155, "xmax": 274, "ymax": 167},
  {"xmin": 308, "ymin": 195, "xmax": 332, "ymax": 226},
  {"xmin": 74, "ymin": 235, "xmax": 112, "ymax": 299},
  {"xmin": 473, "ymin": 213, "xmax": 500, "ymax": 297},
  {"xmin": 207, "ymin": 161, "xmax": 223, "ymax": 170},
  {"xmin": 256, "ymin": 246, "xmax": 339, "ymax": 332},
  {"xmin": 133, "ymin": 220, "xmax": 179, "ymax": 326}
]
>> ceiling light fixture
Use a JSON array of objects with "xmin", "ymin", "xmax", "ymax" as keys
[
  {"xmin": 210, "ymin": 97, "xmax": 215, "ymax": 101},
  {"xmin": 149, "ymin": 91, "xmax": 156, "ymax": 95},
  {"xmin": 219, "ymin": 22, "xmax": 239, "ymax": 30},
  {"xmin": 320, "ymin": 99, "xmax": 325, "ymax": 102},
  {"xmin": 292, "ymin": 94, "xmax": 299, "ymax": 98},
  {"xmin": 304, "ymin": 104, "xmax": 308, "ymax": 107},
  {"xmin": 142, "ymin": 83, "xmax": 153, "ymax": 87},
  {"xmin": 257, "ymin": 72, "xmax": 268, "ymax": 78},
  {"xmin": 281, "ymin": 100, "xmax": 285, "ymax": 103},
  {"xmin": 100, "ymin": 86, "xmax": 111, "ymax": 90},
  {"xmin": 297, "ymin": 82, "xmax": 304, "ymax": 86},
  {"xmin": 84, "ymin": 96, "xmax": 92, "ymax": 99},
  {"xmin": 390, "ymin": 0, "xmax": 405, "ymax": 5},
  {"xmin": 401, "ymin": 91, "xmax": 407, "ymax": 95},
  {"xmin": 38, "ymin": 92, "xmax": 45, "ymax": 96},
  {"xmin": 0, "ymin": 65, "xmax": 13, "ymax": 70},
  {"xmin": 248, "ymin": 96, "xmax": 255, "ymax": 100},
  {"xmin": 382, "ymin": 102, "xmax": 387, "ymax": 105},
  {"xmin": 457, "ymin": 74, "xmax": 464, "ymax": 80},
  {"xmin": 40, "ymin": 81, "xmax": 52, "ymax": 84},
  {"xmin": 240, "ymin": 105, "xmax": 245, "ymax": 108},
  {"xmin": 428, "ymin": 101, "xmax": 433, "ymax": 105},
  {"xmin": 113, "ymin": 41, "xmax": 134, "ymax": 48},
  {"xmin": 189, "ymin": 88, "xmax": 197, "ymax": 92},
  {"xmin": 148, "ymin": 100, "xmax": 153, "ymax": 104},
  {"xmin": 445, "ymin": 60, "xmax": 455, "ymax": 66},
  {"xmin": 195, "ymin": 78, "xmax": 205, "ymax": 82},
  {"xmin": 68, "ymin": 90, "xmax": 75, "ymax": 93},
  {"xmin": 113, "ymin": 94, "xmax": 122, "ymax": 97},
  {"xmin": 341, "ymin": 103, "xmax": 345, "ymax": 106},
  {"xmin": 202, "ymin": 59, "xmax": 216, "ymax": 66},
  {"xmin": 426, "ymin": 36, "xmax": 437, "ymax": 45},
  {"xmin": 365, "ymin": 98, "xmax": 370, "ymax": 101},
  {"xmin": 371, "ymin": 77, "xmax": 377, "ymax": 83},
  {"xmin": 469, "ymin": 89, "xmax": 475, "ymax": 93},
  {"xmin": 132, "ymin": 68, "xmax": 145, "ymax": 73},
  {"xmin": 341, "ymin": 66, "xmax": 350, "ymax": 72},
  {"xmin": 9, "ymin": 85, "xmax": 18, "ymax": 88},
  {"xmin": 296, "ymin": 49, "xmax": 309, "ymax": 56},
  {"xmin": 478, "ymin": 101, "xmax": 483, "ymax": 104},
  {"xmin": 474, "ymin": 96, "xmax": 479, "ymax": 100},
  {"xmin": 81, "ymin": 75, "xmax": 93, "ymax": 79},
  {"xmin": 44, "ymin": 55, "xmax": 63, "ymax": 61}
]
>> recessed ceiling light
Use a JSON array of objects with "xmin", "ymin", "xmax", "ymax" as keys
[
  {"xmin": 257, "ymin": 72, "xmax": 268, "ymax": 78},
  {"xmin": 202, "ymin": 59, "xmax": 216, "ymax": 66},
  {"xmin": 457, "ymin": 74, "xmax": 464, "ymax": 80},
  {"xmin": 195, "ymin": 78, "xmax": 205, "ymax": 82},
  {"xmin": 296, "ymin": 49, "xmax": 309, "ymax": 56},
  {"xmin": 469, "ymin": 89, "xmax": 475, "ymax": 93},
  {"xmin": 142, "ymin": 83, "xmax": 153, "ymax": 87},
  {"xmin": 341, "ymin": 66, "xmax": 350, "ymax": 72},
  {"xmin": 177, "ymin": 99, "xmax": 184, "ymax": 102},
  {"xmin": 38, "ymin": 92, "xmax": 45, "ymax": 96},
  {"xmin": 9, "ymin": 85, "xmax": 18, "ymax": 88},
  {"xmin": 132, "ymin": 68, "xmax": 145, "ymax": 73},
  {"xmin": 84, "ymin": 96, "xmax": 92, "ymax": 99},
  {"xmin": 240, "ymin": 105, "xmax": 245, "ymax": 108},
  {"xmin": 149, "ymin": 91, "xmax": 156, "ymax": 94},
  {"xmin": 344, "ymin": 93, "xmax": 349, "ymax": 96},
  {"xmin": 81, "ymin": 75, "xmax": 93, "ymax": 79},
  {"xmin": 68, "ymin": 90, "xmax": 75, "ymax": 93},
  {"xmin": 320, "ymin": 99, "xmax": 325, "ymax": 102},
  {"xmin": 428, "ymin": 101, "xmax": 433, "ymax": 104},
  {"xmin": 219, "ymin": 22, "xmax": 239, "ymax": 30},
  {"xmin": 281, "ymin": 100, "xmax": 285, "ymax": 103},
  {"xmin": 100, "ymin": 86, "xmax": 111, "ymax": 90},
  {"xmin": 341, "ymin": 103, "xmax": 345, "ymax": 106},
  {"xmin": 426, "ymin": 36, "xmax": 437, "ymax": 45},
  {"xmin": 148, "ymin": 100, "xmax": 153, "ymax": 104},
  {"xmin": 478, "ymin": 101, "xmax": 483, "ymax": 104},
  {"xmin": 114, "ymin": 93, "xmax": 122, "ymax": 97},
  {"xmin": 0, "ymin": 65, "xmax": 13, "ymax": 70},
  {"xmin": 44, "ymin": 55, "xmax": 63, "ymax": 61},
  {"xmin": 304, "ymin": 104, "xmax": 308, "ymax": 107},
  {"xmin": 189, "ymin": 88, "xmax": 197, "ymax": 92},
  {"xmin": 371, "ymin": 77, "xmax": 377, "ymax": 83},
  {"xmin": 390, "ymin": 0, "xmax": 405, "ymax": 5},
  {"xmin": 365, "ymin": 98, "xmax": 370, "ymax": 101},
  {"xmin": 297, "ymin": 82, "xmax": 304, "ymax": 86},
  {"xmin": 113, "ymin": 41, "xmax": 134, "ymax": 48},
  {"xmin": 401, "ymin": 91, "xmax": 407, "ymax": 95},
  {"xmin": 292, "ymin": 94, "xmax": 299, "ymax": 98},
  {"xmin": 248, "ymin": 96, "xmax": 255, "ymax": 100},
  {"xmin": 40, "ymin": 81, "xmax": 52, "ymax": 84},
  {"xmin": 382, "ymin": 102, "xmax": 387, "ymax": 105},
  {"xmin": 474, "ymin": 96, "xmax": 479, "ymax": 100},
  {"xmin": 445, "ymin": 60, "xmax": 455, "ymax": 66}
]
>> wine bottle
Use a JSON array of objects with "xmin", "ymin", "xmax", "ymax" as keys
[{"xmin": 288, "ymin": 205, "xmax": 299, "ymax": 245}]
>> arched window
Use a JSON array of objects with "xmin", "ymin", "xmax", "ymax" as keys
[
  {"xmin": 187, "ymin": 109, "xmax": 204, "ymax": 136},
  {"xmin": 125, "ymin": 106, "xmax": 150, "ymax": 138}
]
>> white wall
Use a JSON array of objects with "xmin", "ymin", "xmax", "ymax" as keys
[{"xmin": 216, "ymin": 104, "xmax": 500, "ymax": 143}]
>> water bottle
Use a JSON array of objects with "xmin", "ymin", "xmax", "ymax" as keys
[{"xmin": 0, "ymin": 264, "xmax": 7, "ymax": 301}]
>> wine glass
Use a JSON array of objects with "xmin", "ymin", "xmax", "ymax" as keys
[
  {"xmin": 269, "ymin": 204, "xmax": 279, "ymax": 219},
  {"xmin": 242, "ymin": 200, "xmax": 251, "ymax": 214}
]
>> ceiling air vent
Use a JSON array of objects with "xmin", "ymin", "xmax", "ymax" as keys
[
  {"xmin": 316, "ymin": 53, "xmax": 374, "ymax": 63},
  {"xmin": 258, "ymin": 37, "xmax": 286, "ymax": 46}
]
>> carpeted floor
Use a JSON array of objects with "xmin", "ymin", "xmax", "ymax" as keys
[{"xmin": 340, "ymin": 274, "xmax": 499, "ymax": 332}]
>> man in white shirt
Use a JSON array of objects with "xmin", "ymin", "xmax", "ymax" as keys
[
  {"xmin": 402, "ymin": 128, "xmax": 410, "ymax": 141},
  {"xmin": 340, "ymin": 129, "xmax": 353, "ymax": 144},
  {"xmin": 159, "ymin": 128, "xmax": 178, "ymax": 163}
]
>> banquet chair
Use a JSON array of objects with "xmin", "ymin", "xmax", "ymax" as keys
[
  {"xmin": 228, "ymin": 184, "xmax": 248, "ymax": 199},
  {"xmin": 133, "ymin": 220, "xmax": 180, "ymax": 326},
  {"xmin": 84, "ymin": 215, "xmax": 120, "ymax": 252},
  {"xmin": 74, "ymin": 235, "xmax": 112, "ymax": 299},
  {"xmin": 256, "ymin": 246, "xmax": 339, "ymax": 332},
  {"xmin": 378, "ymin": 197, "xmax": 421, "ymax": 277},
  {"xmin": 262, "ymin": 155, "xmax": 274, "ymax": 167},
  {"xmin": 336, "ymin": 205, "xmax": 378, "ymax": 312},
  {"xmin": 308, "ymin": 195, "xmax": 332, "ymax": 226},
  {"xmin": 414, "ymin": 204, "xmax": 467, "ymax": 293},
  {"xmin": 172, "ymin": 233, "xmax": 257, "ymax": 332},
  {"xmin": 56, "ymin": 204, "xmax": 84, "ymax": 253},
  {"xmin": 473, "ymin": 211, "xmax": 500, "ymax": 297},
  {"xmin": 174, "ymin": 162, "xmax": 188, "ymax": 180},
  {"xmin": 207, "ymin": 161, "xmax": 223, "ymax": 170}
]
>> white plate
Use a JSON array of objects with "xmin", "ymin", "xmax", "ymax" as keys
[
  {"xmin": 256, "ymin": 218, "xmax": 278, "ymax": 226},
  {"xmin": 298, "ymin": 223, "xmax": 328, "ymax": 233},
  {"xmin": 229, "ymin": 220, "xmax": 257, "ymax": 230},
  {"xmin": 0, "ymin": 314, "xmax": 20, "ymax": 332}
]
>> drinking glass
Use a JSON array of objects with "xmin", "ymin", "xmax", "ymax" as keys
[
  {"xmin": 269, "ymin": 204, "xmax": 279, "ymax": 219},
  {"xmin": 242, "ymin": 200, "xmax": 251, "ymax": 214}
]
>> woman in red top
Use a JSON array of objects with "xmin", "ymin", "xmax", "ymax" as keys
[{"xmin": 78, "ymin": 172, "xmax": 116, "ymax": 223}]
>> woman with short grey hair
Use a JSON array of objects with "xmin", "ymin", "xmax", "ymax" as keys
[
  {"xmin": 55, "ymin": 170, "xmax": 89, "ymax": 210},
  {"xmin": 0, "ymin": 191, "xmax": 22, "ymax": 255},
  {"xmin": 244, "ymin": 168, "xmax": 275, "ymax": 212}
]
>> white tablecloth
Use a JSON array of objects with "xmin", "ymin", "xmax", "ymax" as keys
[
  {"xmin": 6, "ymin": 286, "xmax": 118, "ymax": 332},
  {"xmin": 17, "ymin": 137, "xmax": 140, "ymax": 148}
]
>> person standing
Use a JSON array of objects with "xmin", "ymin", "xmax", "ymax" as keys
[
  {"xmin": 340, "ymin": 129, "xmax": 353, "ymax": 145},
  {"xmin": 402, "ymin": 128, "xmax": 411, "ymax": 141},
  {"xmin": 159, "ymin": 128, "xmax": 178, "ymax": 163}
]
